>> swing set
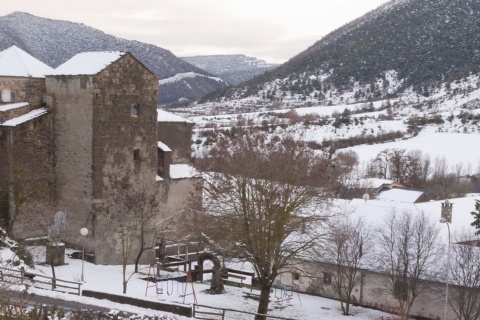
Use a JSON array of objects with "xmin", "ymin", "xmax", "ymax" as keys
[
  {"xmin": 145, "ymin": 263, "xmax": 198, "ymax": 304},
  {"xmin": 273, "ymin": 283, "xmax": 302, "ymax": 307}
]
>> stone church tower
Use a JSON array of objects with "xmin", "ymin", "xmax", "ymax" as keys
[
  {"xmin": 1, "ymin": 46, "xmax": 200, "ymax": 265},
  {"xmin": 46, "ymin": 52, "xmax": 160, "ymax": 264}
]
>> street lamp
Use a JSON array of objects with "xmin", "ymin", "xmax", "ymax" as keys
[
  {"xmin": 439, "ymin": 217, "xmax": 451, "ymax": 320},
  {"xmin": 80, "ymin": 227, "xmax": 88, "ymax": 282}
]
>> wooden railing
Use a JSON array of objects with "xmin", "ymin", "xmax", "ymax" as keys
[{"xmin": 0, "ymin": 266, "xmax": 82, "ymax": 295}]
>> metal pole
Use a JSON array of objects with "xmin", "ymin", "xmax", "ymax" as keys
[
  {"xmin": 80, "ymin": 228, "xmax": 88, "ymax": 282},
  {"xmin": 440, "ymin": 217, "xmax": 451, "ymax": 320},
  {"xmin": 81, "ymin": 242, "xmax": 85, "ymax": 282},
  {"xmin": 444, "ymin": 222, "xmax": 451, "ymax": 320}
]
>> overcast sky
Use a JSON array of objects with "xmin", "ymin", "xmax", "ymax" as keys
[{"xmin": 1, "ymin": 0, "xmax": 389, "ymax": 63}]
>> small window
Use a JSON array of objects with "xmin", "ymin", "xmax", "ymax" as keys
[
  {"xmin": 324, "ymin": 272, "xmax": 332, "ymax": 285},
  {"xmin": 292, "ymin": 272, "xmax": 300, "ymax": 281},
  {"xmin": 133, "ymin": 149, "xmax": 140, "ymax": 161},
  {"xmin": 1, "ymin": 88, "xmax": 12, "ymax": 103},
  {"xmin": 131, "ymin": 103, "xmax": 139, "ymax": 117}
]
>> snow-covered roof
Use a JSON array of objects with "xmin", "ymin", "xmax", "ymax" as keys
[
  {"xmin": 157, "ymin": 109, "xmax": 194, "ymax": 124},
  {"xmin": 0, "ymin": 45, "xmax": 54, "ymax": 78},
  {"xmin": 51, "ymin": 51, "xmax": 125, "ymax": 76},
  {"xmin": 157, "ymin": 141, "xmax": 172, "ymax": 152},
  {"xmin": 375, "ymin": 188, "xmax": 423, "ymax": 203},
  {"xmin": 170, "ymin": 164, "xmax": 198, "ymax": 179},
  {"xmin": 0, "ymin": 102, "xmax": 29, "ymax": 112},
  {"xmin": 1, "ymin": 108, "xmax": 47, "ymax": 126}
]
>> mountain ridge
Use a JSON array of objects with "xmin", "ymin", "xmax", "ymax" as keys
[
  {"xmin": 181, "ymin": 54, "xmax": 278, "ymax": 86},
  {"xmin": 0, "ymin": 11, "xmax": 227, "ymax": 105},
  {"xmin": 200, "ymin": 0, "xmax": 480, "ymax": 109}
]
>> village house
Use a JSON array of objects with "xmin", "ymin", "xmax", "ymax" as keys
[
  {"xmin": 276, "ymin": 195, "xmax": 480, "ymax": 320},
  {"xmin": 0, "ymin": 46, "xmax": 199, "ymax": 264}
]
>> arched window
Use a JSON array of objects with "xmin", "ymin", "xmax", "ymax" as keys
[
  {"xmin": 1, "ymin": 88, "xmax": 12, "ymax": 103},
  {"xmin": 131, "ymin": 103, "xmax": 139, "ymax": 117}
]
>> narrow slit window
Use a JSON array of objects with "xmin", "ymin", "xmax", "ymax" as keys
[
  {"xmin": 131, "ymin": 103, "xmax": 139, "ymax": 117},
  {"xmin": 324, "ymin": 272, "xmax": 332, "ymax": 285},
  {"xmin": 133, "ymin": 148, "xmax": 140, "ymax": 161}
]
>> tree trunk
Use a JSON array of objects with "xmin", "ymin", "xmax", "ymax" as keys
[
  {"xmin": 122, "ymin": 264, "xmax": 127, "ymax": 294},
  {"xmin": 50, "ymin": 263, "xmax": 56, "ymax": 289},
  {"xmin": 255, "ymin": 286, "xmax": 271, "ymax": 320},
  {"xmin": 134, "ymin": 223, "xmax": 146, "ymax": 273},
  {"xmin": 134, "ymin": 246, "xmax": 144, "ymax": 273}
]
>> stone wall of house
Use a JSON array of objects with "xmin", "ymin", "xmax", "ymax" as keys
[
  {"xmin": 46, "ymin": 75, "xmax": 95, "ymax": 245},
  {"xmin": 162, "ymin": 178, "xmax": 201, "ymax": 211},
  {"xmin": 277, "ymin": 263, "xmax": 453, "ymax": 320},
  {"xmin": 90, "ymin": 54, "xmax": 159, "ymax": 265},
  {"xmin": 157, "ymin": 122, "xmax": 193, "ymax": 164},
  {"xmin": 0, "ymin": 77, "xmax": 46, "ymax": 108},
  {"xmin": 0, "ymin": 104, "xmax": 30, "ymax": 123},
  {"xmin": 0, "ymin": 112, "xmax": 54, "ymax": 236}
]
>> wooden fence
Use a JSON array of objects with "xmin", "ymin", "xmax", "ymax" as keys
[{"xmin": 0, "ymin": 266, "xmax": 82, "ymax": 295}]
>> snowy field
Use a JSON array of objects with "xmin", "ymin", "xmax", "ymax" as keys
[
  {"xmin": 13, "ymin": 248, "xmax": 395, "ymax": 320},
  {"xmin": 345, "ymin": 127, "xmax": 480, "ymax": 170}
]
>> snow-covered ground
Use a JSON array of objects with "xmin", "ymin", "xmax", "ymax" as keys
[
  {"xmin": 13, "ymin": 248, "xmax": 394, "ymax": 320},
  {"xmin": 190, "ymin": 80, "xmax": 480, "ymax": 172},
  {"xmin": 346, "ymin": 127, "xmax": 480, "ymax": 170}
]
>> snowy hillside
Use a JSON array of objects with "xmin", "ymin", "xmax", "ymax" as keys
[
  {"xmin": 181, "ymin": 55, "xmax": 278, "ymax": 85},
  {"xmin": 201, "ymin": 0, "xmax": 480, "ymax": 110},
  {"xmin": 185, "ymin": 73, "xmax": 480, "ymax": 197}
]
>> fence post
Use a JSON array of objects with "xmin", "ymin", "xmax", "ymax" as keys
[{"xmin": 20, "ymin": 266, "xmax": 25, "ymax": 284}]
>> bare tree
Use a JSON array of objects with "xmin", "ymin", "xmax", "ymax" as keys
[
  {"xmin": 426, "ymin": 156, "xmax": 470, "ymax": 200},
  {"xmin": 330, "ymin": 150, "xmax": 362, "ymax": 199},
  {"xmin": 103, "ymin": 172, "xmax": 159, "ymax": 294},
  {"xmin": 449, "ymin": 231, "xmax": 480, "ymax": 320},
  {"xmin": 405, "ymin": 150, "xmax": 430, "ymax": 189},
  {"xmin": 320, "ymin": 218, "xmax": 371, "ymax": 315},
  {"xmin": 197, "ymin": 130, "xmax": 333, "ymax": 320},
  {"xmin": 376, "ymin": 210, "xmax": 442, "ymax": 319},
  {"xmin": 372, "ymin": 149, "xmax": 390, "ymax": 179}
]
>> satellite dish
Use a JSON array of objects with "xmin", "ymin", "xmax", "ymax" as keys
[
  {"xmin": 363, "ymin": 193, "xmax": 370, "ymax": 203},
  {"xmin": 54, "ymin": 211, "xmax": 66, "ymax": 227}
]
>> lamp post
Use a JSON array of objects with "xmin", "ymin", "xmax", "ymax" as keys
[
  {"xmin": 80, "ymin": 228, "xmax": 88, "ymax": 282},
  {"xmin": 439, "ymin": 217, "xmax": 451, "ymax": 320}
]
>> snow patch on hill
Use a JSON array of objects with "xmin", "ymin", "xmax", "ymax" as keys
[{"xmin": 159, "ymin": 72, "xmax": 225, "ymax": 85}]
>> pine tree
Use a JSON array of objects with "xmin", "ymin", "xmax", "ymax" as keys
[{"xmin": 470, "ymin": 200, "xmax": 480, "ymax": 235}]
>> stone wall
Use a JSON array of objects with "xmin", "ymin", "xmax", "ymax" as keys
[
  {"xmin": 0, "ymin": 104, "xmax": 30, "ymax": 123},
  {"xmin": 0, "ymin": 77, "xmax": 46, "ymax": 108},
  {"xmin": 277, "ymin": 262, "xmax": 453, "ymax": 320},
  {"xmin": 46, "ymin": 75, "xmax": 95, "ymax": 245},
  {"xmin": 0, "ymin": 112, "xmax": 54, "ymax": 236},
  {"xmin": 157, "ymin": 122, "xmax": 194, "ymax": 164},
  {"xmin": 163, "ymin": 177, "xmax": 201, "ymax": 210}
]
